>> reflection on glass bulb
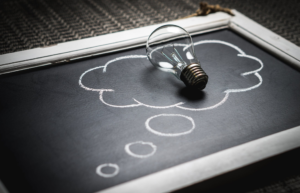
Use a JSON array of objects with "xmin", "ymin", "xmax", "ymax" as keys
[{"xmin": 146, "ymin": 24, "xmax": 208, "ymax": 91}]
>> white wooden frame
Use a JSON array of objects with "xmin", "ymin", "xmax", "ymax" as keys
[{"xmin": 0, "ymin": 10, "xmax": 300, "ymax": 193}]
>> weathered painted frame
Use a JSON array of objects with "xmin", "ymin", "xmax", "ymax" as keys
[{"xmin": 0, "ymin": 10, "xmax": 300, "ymax": 193}]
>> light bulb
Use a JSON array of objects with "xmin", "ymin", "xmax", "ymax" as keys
[{"xmin": 146, "ymin": 24, "xmax": 208, "ymax": 90}]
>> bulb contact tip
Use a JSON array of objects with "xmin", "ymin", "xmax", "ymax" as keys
[{"xmin": 180, "ymin": 63, "xmax": 208, "ymax": 91}]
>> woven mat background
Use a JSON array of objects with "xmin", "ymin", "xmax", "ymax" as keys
[
  {"xmin": 0, "ymin": 0, "xmax": 299, "ymax": 55},
  {"xmin": 0, "ymin": 0, "xmax": 300, "ymax": 192}
]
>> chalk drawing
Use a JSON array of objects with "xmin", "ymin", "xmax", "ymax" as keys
[
  {"xmin": 79, "ymin": 40, "xmax": 263, "ymax": 111},
  {"xmin": 125, "ymin": 141, "xmax": 157, "ymax": 158},
  {"xmin": 96, "ymin": 163, "xmax": 119, "ymax": 178},
  {"xmin": 145, "ymin": 114, "xmax": 195, "ymax": 137}
]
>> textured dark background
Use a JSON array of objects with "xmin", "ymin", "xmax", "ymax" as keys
[
  {"xmin": 0, "ymin": 0, "xmax": 299, "ymax": 55},
  {"xmin": 0, "ymin": 0, "xmax": 299, "ymax": 193}
]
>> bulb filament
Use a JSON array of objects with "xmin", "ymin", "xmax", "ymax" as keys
[{"xmin": 161, "ymin": 44, "xmax": 187, "ymax": 70}]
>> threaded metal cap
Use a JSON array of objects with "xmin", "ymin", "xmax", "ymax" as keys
[{"xmin": 180, "ymin": 63, "xmax": 208, "ymax": 91}]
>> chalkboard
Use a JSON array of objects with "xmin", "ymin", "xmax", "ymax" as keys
[{"xmin": 0, "ymin": 29, "xmax": 300, "ymax": 193}]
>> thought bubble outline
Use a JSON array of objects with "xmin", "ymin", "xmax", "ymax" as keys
[
  {"xmin": 145, "ymin": 114, "xmax": 195, "ymax": 137},
  {"xmin": 79, "ymin": 40, "xmax": 263, "ymax": 111},
  {"xmin": 125, "ymin": 141, "xmax": 157, "ymax": 158},
  {"xmin": 96, "ymin": 163, "xmax": 119, "ymax": 178}
]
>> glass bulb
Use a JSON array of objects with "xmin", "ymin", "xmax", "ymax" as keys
[{"xmin": 146, "ymin": 24, "xmax": 208, "ymax": 90}]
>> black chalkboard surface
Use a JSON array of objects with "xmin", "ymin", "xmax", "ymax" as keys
[{"xmin": 1, "ymin": 29, "xmax": 300, "ymax": 193}]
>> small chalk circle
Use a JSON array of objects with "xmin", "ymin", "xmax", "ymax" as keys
[
  {"xmin": 125, "ymin": 141, "xmax": 157, "ymax": 158},
  {"xmin": 96, "ymin": 163, "xmax": 119, "ymax": 178}
]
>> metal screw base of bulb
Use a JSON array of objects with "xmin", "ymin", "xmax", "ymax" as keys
[{"xmin": 180, "ymin": 63, "xmax": 208, "ymax": 91}]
